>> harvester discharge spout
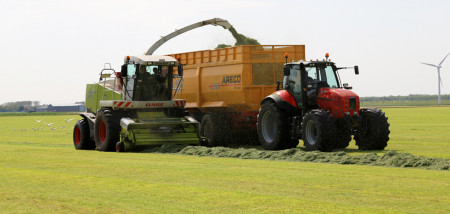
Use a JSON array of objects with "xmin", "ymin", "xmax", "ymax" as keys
[{"xmin": 145, "ymin": 18, "xmax": 232, "ymax": 55}]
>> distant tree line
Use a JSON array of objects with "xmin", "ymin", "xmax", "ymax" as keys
[
  {"xmin": 0, "ymin": 101, "xmax": 85, "ymax": 113},
  {"xmin": 0, "ymin": 101, "xmax": 40, "ymax": 112},
  {"xmin": 360, "ymin": 94, "xmax": 450, "ymax": 102},
  {"xmin": 360, "ymin": 94, "xmax": 450, "ymax": 106}
]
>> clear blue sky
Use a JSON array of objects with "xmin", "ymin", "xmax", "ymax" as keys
[{"xmin": 1, "ymin": 0, "xmax": 449, "ymax": 104}]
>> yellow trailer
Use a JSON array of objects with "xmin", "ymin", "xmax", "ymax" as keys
[{"xmin": 168, "ymin": 45, "xmax": 305, "ymax": 146}]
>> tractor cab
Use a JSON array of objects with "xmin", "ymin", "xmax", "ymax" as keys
[
  {"xmin": 120, "ymin": 55, "xmax": 181, "ymax": 101},
  {"xmin": 280, "ymin": 56, "xmax": 360, "ymax": 118},
  {"xmin": 283, "ymin": 61, "xmax": 342, "ymax": 107}
]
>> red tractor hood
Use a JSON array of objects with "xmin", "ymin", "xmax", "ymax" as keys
[{"xmin": 317, "ymin": 88, "xmax": 360, "ymax": 118}]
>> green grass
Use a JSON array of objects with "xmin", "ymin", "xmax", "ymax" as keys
[
  {"xmin": 341, "ymin": 107, "xmax": 450, "ymax": 159},
  {"xmin": 0, "ymin": 108, "xmax": 449, "ymax": 213},
  {"xmin": 1, "ymin": 144, "xmax": 449, "ymax": 213}
]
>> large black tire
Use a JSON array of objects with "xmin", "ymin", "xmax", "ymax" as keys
[
  {"xmin": 73, "ymin": 119, "xmax": 95, "ymax": 150},
  {"xmin": 257, "ymin": 102, "xmax": 291, "ymax": 150},
  {"xmin": 200, "ymin": 114, "xmax": 230, "ymax": 147},
  {"xmin": 301, "ymin": 110, "xmax": 337, "ymax": 152},
  {"xmin": 355, "ymin": 108, "xmax": 390, "ymax": 150},
  {"xmin": 335, "ymin": 119, "xmax": 352, "ymax": 149},
  {"xmin": 94, "ymin": 110, "xmax": 121, "ymax": 151}
]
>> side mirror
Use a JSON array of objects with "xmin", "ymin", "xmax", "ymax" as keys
[
  {"xmin": 354, "ymin": 66, "xmax": 359, "ymax": 75},
  {"xmin": 276, "ymin": 81, "xmax": 281, "ymax": 91},
  {"xmin": 283, "ymin": 66, "xmax": 290, "ymax": 76},
  {"xmin": 121, "ymin": 64, "xmax": 128, "ymax": 77},
  {"xmin": 177, "ymin": 64, "xmax": 184, "ymax": 77}
]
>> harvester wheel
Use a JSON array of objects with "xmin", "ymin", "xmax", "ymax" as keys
[
  {"xmin": 335, "ymin": 120, "xmax": 352, "ymax": 149},
  {"xmin": 73, "ymin": 119, "xmax": 95, "ymax": 150},
  {"xmin": 355, "ymin": 108, "xmax": 390, "ymax": 150},
  {"xmin": 94, "ymin": 110, "xmax": 120, "ymax": 151},
  {"xmin": 257, "ymin": 102, "xmax": 290, "ymax": 150},
  {"xmin": 200, "ymin": 114, "xmax": 228, "ymax": 147},
  {"xmin": 301, "ymin": 110, "xmax": 337, "ymax": 152}
]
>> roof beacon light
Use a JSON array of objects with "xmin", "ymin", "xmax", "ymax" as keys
[
  {"xmin": 325, "ymin": 53, "xmax": 329, "ymax": 61},
  {"xmin": 126, "ymin": 56, "xmax": 130, "ymax": 61},
  {"xmin": 284, "ymin": 53, "xmax": 289, "ymax": 64},
  {"xmin": 177, "ymin": 55, "xmax": 181, "ymax": 62}
]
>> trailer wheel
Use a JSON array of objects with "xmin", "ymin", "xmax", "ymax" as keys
[
  {"xmin": 257, "ymin": 102, "xmax": 290, "ymax": 150},
  {"xmin": 200, "ymin": 114, "xmax": 227, "ymax": 147},
  {"xmin": 335, "ymin": 120, "xmax": 352, "ymax": 149},
  {"xmin": 355, "ymin": 108, "xmax": 390, "ymax": 150},
  {"xmin": 73, "ymin": 119, "xmax": 95, "ymax": 150},
  {"xmin": 301, "ymin": 110, "xmax": 337, "ymax": 152},
  {"xmin": 94, "ymin": 110, "xmax": 120, "ymax": 151}
]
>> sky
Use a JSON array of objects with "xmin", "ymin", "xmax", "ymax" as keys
[{"xmin": 1, "ymin": 0, "xmax": 450, "ymax": 105}]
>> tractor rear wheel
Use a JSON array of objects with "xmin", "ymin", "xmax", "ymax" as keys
[
  {"xmin": 73, "ymin": 119, "xmax": 95, "ymax": 150},
  {"xmin": 355, "ymin": 108, "xmax": 390, "ymax": 150},
  {"xmin": 301, "ymin": 110, "xmax": 337, "ymax": 152},
  {"xmin": 94, "ymin": 110, "xmax": 120, "ymax": 151},
  {"xmin": 257, "ymin": 102, "xmax": 290, "ymax": 150},
  {"xmin": 200, "ymin": 114, "xmax": 229, "ymax": 147}
]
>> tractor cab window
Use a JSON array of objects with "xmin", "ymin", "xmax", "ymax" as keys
[
  {"xmin": 287, "ymin": 66, "xmax": 301, "ymax": 94},
  {"xmin": 317, "ymin": 66, "xmax": 339, "ymax": 88},
  {"xmin": 286, "ymin": 65, "xmax": 318, "ymax": 94},
  {"xmin": 305, "ymin": 66, "xmax": 318, "ymax": 82}
]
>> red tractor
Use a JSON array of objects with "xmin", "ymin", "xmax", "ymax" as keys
[{"xmin": 257, "ymin": 53, "xmax": 390, "ymax": 151}]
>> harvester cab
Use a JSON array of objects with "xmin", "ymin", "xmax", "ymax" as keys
[
  {"xmin": 257, "ymin": 53, "xmax": 390, "ymax": 152},
  {"xmin": 73, "ymin": 54, "xmax": 201, "ymax": 152}
]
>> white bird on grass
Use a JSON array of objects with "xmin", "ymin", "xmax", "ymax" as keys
[
  {"xmin": 64, "ymin": 118, "xmax": 74, "ymax": 123},
  {"xmin": 46, "ymin": 123, "xmax": 54, "ymax": 126},
  {"xmin": 36, "ymin": 120, "xmax": 42, "ymax": 123}
]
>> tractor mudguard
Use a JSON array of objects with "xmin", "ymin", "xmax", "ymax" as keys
[{"xmin": 261, "ymin": 90, "xmax": 299, "ymax": 116}]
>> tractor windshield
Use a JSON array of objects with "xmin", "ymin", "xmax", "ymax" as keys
[{"xmin": 287, "ymin": 64, "xmax": 339, "ymax": 93}]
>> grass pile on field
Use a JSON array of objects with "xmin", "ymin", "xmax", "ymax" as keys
[{"xmin": 144, "ymin": 145, "xmax": 450, "ymax": 170}]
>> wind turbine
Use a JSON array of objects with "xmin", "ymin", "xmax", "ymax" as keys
[{"xmin": 421, "ymin": 52, "xmax": 450, "ymax": 104}]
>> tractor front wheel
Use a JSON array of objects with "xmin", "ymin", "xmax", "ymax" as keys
[
  {"xmin": 301, "ymin": 110, "xmax": 337, "ymax": 152},
  {"xmin": 94, "ymin": 110, "xmax": 120, "ymax": 151},
  {"xmin": 73, "ymin": 119, "xmax": 95, "ymax": 150},
  {"xmin": 257, "ymin": 102, "xmax": 290, "ymax": 150},
  {"xmin": 355, "ymin": 108, "xmax": 390, "ymax": 150}
]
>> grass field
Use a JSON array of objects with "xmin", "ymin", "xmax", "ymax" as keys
[{"xmin": 0, "ymin": 108, "xmax": 449, "ymax": 213}]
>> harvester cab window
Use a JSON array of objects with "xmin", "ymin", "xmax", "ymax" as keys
[
  {"xmin": 123, "ymin": 64, "xmax": 137, "ymax": 100},
  {"xmin": 126, "ymin": 64, "xmax": 136, "ymax": 77},
  {"xmin": 133, "ymin": 64, "xmax": 172, "ymax": 101}
]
